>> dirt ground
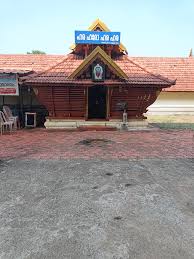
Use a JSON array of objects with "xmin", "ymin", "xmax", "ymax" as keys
[{"xmin": 0, "ymin": 129, "xmax": 194, "ymax": 258}]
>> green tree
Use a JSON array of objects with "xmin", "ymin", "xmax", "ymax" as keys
[{"xmin": 27, "ymin": 50, "xmax": 46, "ymax": 54}]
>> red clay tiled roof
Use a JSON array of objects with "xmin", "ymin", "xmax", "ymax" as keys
[
  {"xmin": 0, "ymin": 53, "xmax": 193, "ymax": 91},
  {"xmin": 0, "ymin": 54, "xmax": 64, "ymax": 73},
  {"xmin": 131, "ymin": 57, "xmax": 194, "ymax": 92},
  {"xmin": 24, "ymin": 54, "xmax": 83, "ymax": 84},
  {"xmin": 115, "ymin": 55, "xmax": 174, "ymax": 86},
  {"xmin": 24, "ymin": 53, "xmax": 174, "ymax": 87}
]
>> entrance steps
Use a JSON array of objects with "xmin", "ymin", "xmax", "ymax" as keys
[
  {"xmin": 79, "ymin": 126, "xmax": 117, "ymax": 131},
  {"xmin": 44, "ymin": 118, "xmax": 149, "ymax": 130}
]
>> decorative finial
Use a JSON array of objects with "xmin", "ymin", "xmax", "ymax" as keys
[{"xmin": 189, "ymin": 48, "xmax": 193, "ymax": 57}]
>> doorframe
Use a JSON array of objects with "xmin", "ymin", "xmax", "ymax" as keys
[
  {"xmin": 86, "ymin": 85, "xmax": 109, "ymax": 121},
  {"xmin": 85, "ymin": 87, "xmax": 88, "ymax": 120},
  {"xmin": 106, "ymin": 86, "xmax": 110, "ymax": 120}
]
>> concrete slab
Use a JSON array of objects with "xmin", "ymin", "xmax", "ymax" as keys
[{"xmin": 0, "ymin": 158, "xmax": 194, "ymax": 258}]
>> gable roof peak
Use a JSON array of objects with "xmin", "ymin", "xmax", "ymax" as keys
[
  {"xmin": 88, "ymin": 18, "xmax": 110, "ymax": 31},
  {"xmin": 69, "ymin": 46, "xmax": 128, "ymax": 79}
]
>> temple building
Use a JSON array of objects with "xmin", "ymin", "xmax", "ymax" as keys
[{"xmin": 0, "ymin": 19, "xmax": 193, "ymax": 129}]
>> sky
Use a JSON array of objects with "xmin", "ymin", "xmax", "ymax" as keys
[{"xmin": 0, "ymin": 0, "xmax": 193, "ymax": 57}]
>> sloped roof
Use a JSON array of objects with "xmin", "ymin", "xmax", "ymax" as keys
[
  {"xmin": 115, "ymin": 55, "xmax": 175, "ymax": 85},
  {"xmin": 24, "ymin": 47, "xmax": 174, "ymax": 86},
  {"xmin": 23, "ymin": 54, "xmax": 83, "ymax": 84},
  {"xmin": 0, "ymin": 53, "xmax": 193, "ymax": 91},
  {"xmin": 0, "ymin": 54, "xmax": 64, "ymax": 73},
  {"xmin": 131, "ymin": 56, "xmax": 194, "ymax": 92}
]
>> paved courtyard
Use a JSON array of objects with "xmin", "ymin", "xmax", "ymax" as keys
[
  {"xmin": 0, "ymin": 128, "xmax": 193, "ymax": 159},
  {"xmin": 0, "ymin": 129, "xmax": 194, "ymax": 258}
]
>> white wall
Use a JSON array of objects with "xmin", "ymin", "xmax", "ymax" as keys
[{"xmin": 148, "ymin": 92, "xmax": 194, "ymax": 115}]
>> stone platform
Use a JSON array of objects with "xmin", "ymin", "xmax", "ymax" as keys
[{"xmin": 44, "ymin": 118, "xmax": 149, "ymax": 130}]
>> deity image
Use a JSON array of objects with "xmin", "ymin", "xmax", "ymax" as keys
[{"xmin": 93, "ymin": 64, "xmax": 103, "ymax": 80}]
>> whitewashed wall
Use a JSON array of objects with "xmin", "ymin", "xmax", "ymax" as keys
[{"xmin": 148, "ymin": 92, "xmax": 194, "ymax": 115}]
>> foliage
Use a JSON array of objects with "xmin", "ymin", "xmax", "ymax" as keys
[{"xmin": 27, "ymin": 50, "xmax": 46, "ymax": 54}]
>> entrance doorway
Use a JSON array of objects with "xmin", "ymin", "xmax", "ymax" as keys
[{"xmin": 88, "ymin": 86, "xmax": 107, "ymax": 119}]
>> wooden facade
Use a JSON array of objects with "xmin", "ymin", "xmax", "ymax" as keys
[{"xmin": 33, "ymin": 84, "xmax": 160, "ymax": 121}]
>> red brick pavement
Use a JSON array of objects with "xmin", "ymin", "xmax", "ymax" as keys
[{"xmin": 0, "ymin": 128, "xmax": 193, "ymax": 159}]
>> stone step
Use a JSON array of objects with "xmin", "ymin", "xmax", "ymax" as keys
[{"xmin": 78, "ymin": 126, "xmax": 117, "ymax": 131}]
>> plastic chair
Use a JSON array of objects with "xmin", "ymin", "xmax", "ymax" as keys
[
  {"xmin": 0, "ymin": 111, "xmax": 14, "ymax": 134},
  {"xmin": 0, "ymin": 120, "xmax": 3, "ymax": 135},
  {"xmin": 3, "ymin": 106, "xmax": 20, "ymax": 130},
  {"xmin": 0, "ymin": 112, "xmax": 5, "ymax": 135}
]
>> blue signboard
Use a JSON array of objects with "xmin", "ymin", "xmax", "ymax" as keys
[{"xmin": 75, "ymin": 31, "xmax": 120, "ymax": 45}]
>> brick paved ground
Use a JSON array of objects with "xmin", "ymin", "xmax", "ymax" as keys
[{"xmin": 0, "ymin": 128, "xmax": 193, "ymax": 159}]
